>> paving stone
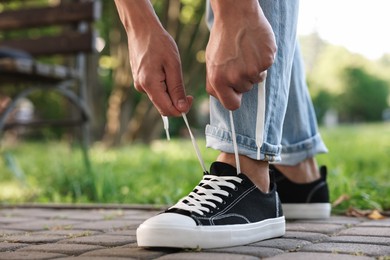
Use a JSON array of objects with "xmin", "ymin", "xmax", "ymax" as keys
[
  {"xmin": 300, "ymin": 242, "xmax": 390, "ymax": 257},
  {"xmin": 121, "ymin": 212, "xmax": 159, "ymax": 221},
  {"xmin": 3, "ymin": 208, "xmax": 107, "ymax": 221},
  {"xmin": 64, "ymin": 209, "xmax": 128, "ymax": 221},
  {"xmin": 338, "ymin": 227, "xmax": 390, "ymax": 237},
  {"xmin": 1, "ymin": 206, "xmax": 389, "ymax": 259},
  {"xmin": 251, "ymin": 238, "xmax": 312, "ymax": 251},
  {"xmin": 72, "ymin": 220, "xmax": 140, "ymax": 231},
  {"xmin": 157, "ymin": 252, "xmax": 260, "ymax": 260},
  {"xmin": 105, "ymin": 229, "xmax": 137, "ymax": 236},
  {"xmin": 56, "ymin": 257, "xmax": 134, "ymax": 260},
  {"xmin": 0, "ymin": 229, "xmax": 25, "ymax": 237},
  {"xmin": 327, "ymin": 235, "xmax": 390, "ymax": 246},
  {"xmin": 283, "ymin": 231, "xmax": 329, "ymax": 242},
  {"xmin": 34, "ymin": 229, "xmax": 101, "ymax": 238},
  {"xmin": 290, "ymin": 216, "xmax": 364, "ymax": 226},
  {"xmin": 0, "ymin": 233, "xmax": 65, "ymax": 243},
  {"xmin": 0, "ymin": 208, "xmax": 68, "ymax": 219},
  {"xmin": 0, "ymin": 242, "xmax": 28, "ymax": 252},
  {"xmin": 81, "ymin": 246, "xmax": 178, "ymax": 259},
  {"xmin": 116, "ymin": 242, "xmax": 138, "ymax": 248},
  {"xmin": 264, "ymin": 252, "xmax": 374, "ymax": 260},
  {"xmin": 17, "ymin": 243, "xmax": 105, "ymax": 255},
  {"xmin": 207, "ymin": 245, "xmax": 283, "ymax": 258},
  {"xmin": 54, "ymin": 212, "xmax": 107, "ymax": 221},
  {"xmin": 0, "ymin": 216, "xmax": 39, "ymax": 224},
  {"xmin": 60, "ymin": 234, "xmax": 136, "ymax": 247},
  {"xmin": 0, "ymin": 251, "xmax": 66, "ymax": 260},
  {"xmin": 3, "ymin": 219, "xmax": 82, "ymax": 232},
  {"xmin": 358, "ymin": 219, "xmax": 390, "ymax": 227},
  {"xmin": 286, "ymin": 223, "xmax": 345, "ymax": 235}
]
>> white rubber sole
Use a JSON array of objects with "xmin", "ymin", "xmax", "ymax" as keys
[
  {"xmin": 137, "ymin": 216, "xmax": 285, "ymax": 249},
  {"xmin": 282, "ymin": 203, "xmax": 331, "ymax": 219}
]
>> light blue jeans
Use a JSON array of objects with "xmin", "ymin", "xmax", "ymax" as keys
[{"xmin": 205, "ymin": 0, "xmax": 328, "ymax": 165}]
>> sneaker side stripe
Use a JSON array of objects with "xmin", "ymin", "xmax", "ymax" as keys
[
  {"xmin": 196, "ymin": 185, "xmax": 258, "ymax": 225},
  {"xmin": 212, "ymin": 185, "xmax": 258, "ymax": 220},
  {"xmin": 306, "ymin": 182, "xmax": 326, "ymax": 203},
  {"xmin": 213, "ymin": 213, "xmax": 251, "ymax": 223}
]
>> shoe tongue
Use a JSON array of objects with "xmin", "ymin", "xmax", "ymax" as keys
[{"xmin": 209, "ymin": 162, "xmax": 238, "ymax": 177}]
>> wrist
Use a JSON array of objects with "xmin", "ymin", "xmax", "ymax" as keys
[
  {"xmin": 210, "ymin": 0, "xmax": 261, "ymax": 21},
  {"xmin": 114, "ymin": 0, "xmax": 164, "ymax": 36}
]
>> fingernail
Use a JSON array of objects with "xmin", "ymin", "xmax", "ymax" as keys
[{"xmin": 177, "ymin": 99, "xmax": 187, "ymax": 110}]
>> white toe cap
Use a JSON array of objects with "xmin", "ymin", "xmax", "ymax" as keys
[{"xmin": 140, "ymin": 212, "xmax": 196, "ymax": 228}]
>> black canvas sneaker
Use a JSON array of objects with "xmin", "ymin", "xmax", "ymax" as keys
[
  {"xmin": 137, "ymin": 162, "xmax": 285, "ymax": 249},
  {"xmin": 271, "ymin": 165, "xmax": 331, "ymax": 219}
]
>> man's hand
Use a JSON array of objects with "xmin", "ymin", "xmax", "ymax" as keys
[
  {"xmin": 206, "ymin": 0, "xmax": 276, "ymax": 110},
  {"xmin": 128, "ymin": 29, "xmax": 192, "ymax": 116},
  {"xmin": 115, "ymin": 0, "xmax": 192, "ymax": 116}
]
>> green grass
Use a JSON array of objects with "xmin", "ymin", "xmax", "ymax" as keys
[
  {"xmin": 1, "ymin": 122, "xmax": 389, "ymax": 214},
  {"xmin": 316, "ymin": 122, "xmax": 390, "ymax": 213},
  {"xmin": 0, "ymin": 137, "xmax": 218, "ymax": 205}
]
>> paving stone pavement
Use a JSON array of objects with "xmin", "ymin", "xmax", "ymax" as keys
[{"xmin": 0, "ymin": 205, "xmax": 389, "ymax": 260}]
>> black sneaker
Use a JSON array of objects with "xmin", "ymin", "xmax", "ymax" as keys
[
  {"xmin": 271, "ymin": 165, "xmax": 331, "ymax": 219},
  {"xmin": 137, "ymin": 162, "xmax": 285, "ymax": 249}
]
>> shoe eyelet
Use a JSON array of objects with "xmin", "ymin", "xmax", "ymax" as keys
[
  {"xmin": 234, "ymin": 187, "xmax": 238, "ymax": 191},
  {"xmin": 228, "ymin": 193, "xmax": 233, "ymax": 198},
  {"xmin": 222, "ymin": 201, "xmax": 226, "ymax": 205}
]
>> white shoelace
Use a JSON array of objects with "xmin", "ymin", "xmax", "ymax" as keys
[
  {"xmin": 161, "ymin": 79, "xmax": 266, "ymax": 214},
  {"xmin": 170, "ymin": 174, "xmax": 243, "ymax": 215}
]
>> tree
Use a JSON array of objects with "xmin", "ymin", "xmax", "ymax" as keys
[
  {"xmin": 338, "ymin": 66, "xmax": 389, "ymax": 122},
  {"xmin": 312, "ymin": 90, "xmax": 335, "ymax": 123},
  {"xmin": 300, "ymin": 34, "xmax": 390, "ymax": 124}
]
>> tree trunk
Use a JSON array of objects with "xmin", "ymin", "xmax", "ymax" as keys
[
  {"xmin": 101, "ymin": 1, "xmax": 133, "ymax": 146},
  {"xmin": 103, "ymin": 0, "xmax": 209, "ymax": 145}
]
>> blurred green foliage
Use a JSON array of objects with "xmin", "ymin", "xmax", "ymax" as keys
[
  {"xmin": 1, "ymin": 123, "xmax": 389, "ymax": 213},
  {"xmin": 302, "ymin": 35, "xmax": 390, "ymax": 124},
  {"xmin": 1, "ymin": 1, "xmax": 389, "ymax": 140}
]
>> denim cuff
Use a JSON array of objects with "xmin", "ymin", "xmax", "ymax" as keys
[
  {"xmin": 205, "ymin": 124, "xmax": 282, "ymax": 162},
  {"xmin": 278, "ymin": 133, "xmax": 328, "ymax": 165}
]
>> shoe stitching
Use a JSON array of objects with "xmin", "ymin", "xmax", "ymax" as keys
[
  {"xmin": 195, "ymin": 186, "xmax": 256, "ymax": 226},
  {"xmin": 210, "ymin": 185, "xmax": 258, "ymax": 225},
  {"xmin": 192, "ymin": 181, "xmax": 257, "ymax": 225},
  {"xmin": 211, "ymin": 213, "xmax": 251, "ymax": 224}
]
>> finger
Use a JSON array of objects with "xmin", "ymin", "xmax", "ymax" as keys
[
  {"xmin": 218, "ymin": 88, "xmax": 242, "ymax": 111},
  {"xmin": 134, "ymin": 68, "xmax": 183, "ymax": 116},
  {"xmin": 207, "ymin": 76, "xmax": 242, "ymax": 110},
  {"xmin": 146, "ymin": 81, "xmax": 182, "ymax": 116},
  {"xmin": 224, "ymin": 70, "xmax": 255, "ymax": 93},
  {"xmin": 248, "ymin": 72, "xmax": 263, "ymax": 84},
  {"xmin": 133, "ymin": 79, "xmax": 146, "ymax": 93},
  {"xmin": 164, "ymin": 63, "xmax": 190, "ymax": 113},
  {"xmin": 231, "ymin": 81, "xmax": 254, "ymax": 94},
  {"xmin": 206, "ymin": 75, "xmax": 218, "ymax": 98}
]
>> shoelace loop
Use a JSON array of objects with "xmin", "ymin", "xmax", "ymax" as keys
[{"xmin": 171, "ymin": 175, "xmax": 243, "ymax": 216}]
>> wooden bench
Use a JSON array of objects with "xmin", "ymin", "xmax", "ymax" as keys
[{"xmin": 0, "ymin": 0, "xmax": 101, "ymax": 144}]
